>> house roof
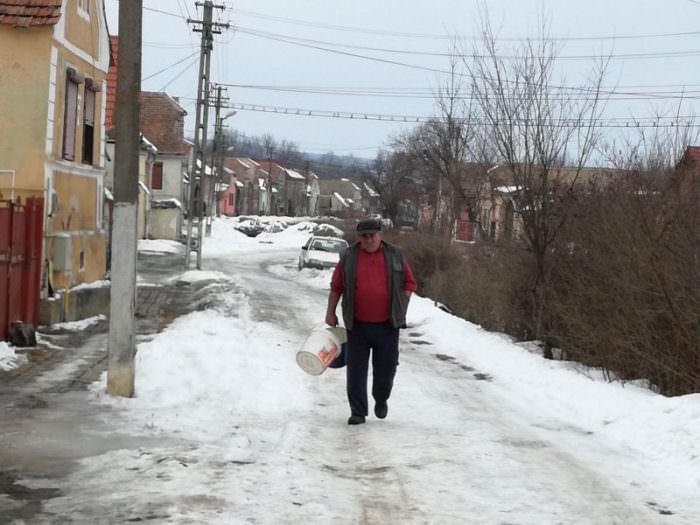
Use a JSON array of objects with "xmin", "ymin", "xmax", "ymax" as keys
[
  {"xmin": 363, "ymin": 182, "xmax": 379, "ymax": 198},
  {"xmin": 0, "ymin": 0, "xmax": 62, "ymax": 27},
  {"xmin": 139, "ymin": 91, "xmax": 190, "ymax": 155},
  {"xmin": 285, "ymin": 168, "xmax": 305, "ymax": 180},
  {"xmin": 224, "ymin": 157, "xmax": 268, "ymax": 182},
  {"xmin": 486, "ymin": 164, "xmax": 623, "ymax": 187},
  {"xmin": 684, "ymin": 146, "xmax": 700, "ymax": 163},
  {"xmin": 105, "ymin": 35, "xmax": 119, "ymax": 129},
  {"xmin": 318, "ymin": 178, "xmax": 360, "ymax": 198},
  {"xmin": 333, "ymin": 192, "xmax": 349, "ymax": 207}
]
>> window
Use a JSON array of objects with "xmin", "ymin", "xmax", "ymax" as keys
[
  {"xmin": 152, "ymin": 162, "xmax": 163, "ymax": 190},
  {"xmin": 62, "ymin": 74, "xmax": 79, "ymax": 160},
  {"xmin": 82, "ymin": 84, "xmax": 95, "ymax": 164}
]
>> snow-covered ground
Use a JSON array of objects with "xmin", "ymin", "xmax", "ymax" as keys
[
  {"xmin": 12, "ymin": 217, "xmax": 699, "ymax": 523},
  {"xmin": 0, "ymin": 341, "xmax": 27, "ymax": 371}
]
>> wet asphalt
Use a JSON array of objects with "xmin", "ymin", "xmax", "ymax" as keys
[{"xmin": 0, "ymin": 248, "xmax": 240, "ymax": 524}]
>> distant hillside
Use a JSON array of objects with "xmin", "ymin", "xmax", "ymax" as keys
[
  {"xmin": 217, "ymin": 129, "xmax": 375, "ymax": 179},
  {"xmin": 302, "ymin": 152, "xmax": 373, "ymax": 179}
]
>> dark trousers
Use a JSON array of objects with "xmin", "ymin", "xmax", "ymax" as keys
[{"xmin": 346, "ymin": 321, "xmax": 400, "ymax": 417}]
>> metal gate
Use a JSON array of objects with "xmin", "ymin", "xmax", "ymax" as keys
[{"xmin": 0, "ymin": 197, "xmax": 44, "ymax": 341}]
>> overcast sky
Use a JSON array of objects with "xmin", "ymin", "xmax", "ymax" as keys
[{"xmin": 104, "ymin": 0, "xmax": 700, "ymax": 160}]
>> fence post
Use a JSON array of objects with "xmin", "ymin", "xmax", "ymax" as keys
[{"xmin": 0, "ymin": 201, "xmax": 10, "ymax": 340}]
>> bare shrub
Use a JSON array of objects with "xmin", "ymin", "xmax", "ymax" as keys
[
  {"xmin": 548, "ymin": 173, "xmax": 700, "ymax": 395},
  {"xmin": 392, "ymin": 232, "xmax": 533, "ymax": 336}
]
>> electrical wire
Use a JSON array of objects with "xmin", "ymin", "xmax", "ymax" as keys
[
  {"xmin": 142, "ymin": 4, "xmax": 186, "ymax": 20},
  {"xmin": 158, "ymin": 55, "xmax": 200, "ymax": 91},
  {"xmin": 134, "ymin": 4, "xmax": 700, "ymax": 98},
  {"xmin": 225, "ymin": 102, "xmax": 698, "ymax": 128},
  {"xmin": 142, "ymin": 50, "xmax": 200, "ymax": 81},
  {"xmin": 232, "ymin": 27, "xmax": 697, "ymax": 99},
  {"xmin": 235, "ymin": 25, "xmax": 700, "ymax": 62},
  {"xmin": 234, "ymin": 7, "xmax": 700, "ymax": 43},
  {"xmin": 219, "ymin": 83, "xmax": 700, "ymax": 102}
]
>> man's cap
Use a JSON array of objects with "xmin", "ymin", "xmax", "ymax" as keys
[{"xmin": 357, "ymin": 218, "xmax": 382, "ymax": 234}]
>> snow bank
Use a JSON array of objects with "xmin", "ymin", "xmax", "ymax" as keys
[
  {"xmin": 138, "ymin": 239, "xmax": 184, "ymax": 254},
  {"xmin": 0, "ymin": 341, "xmax": 27, "ymax": 371},
  {"xmin": 407, "ymin": 296, "xmax": 700, "ymax": 490}
]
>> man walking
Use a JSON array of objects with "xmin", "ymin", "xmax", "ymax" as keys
[{"xmin": 325, "ymin": 218, "xmax": 417, "ymax": 425}]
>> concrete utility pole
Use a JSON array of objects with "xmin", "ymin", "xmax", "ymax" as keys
[
  {"xmin": 108, "ymin": 0, "xmax": 142, "ymax": 397},
  {"xmin": 184, "ymin": 1, "xmax": 229, "ymax": 270},
  {"xmin": 206, "ymin": 84, "xmax": 230, "ymax": 235}
]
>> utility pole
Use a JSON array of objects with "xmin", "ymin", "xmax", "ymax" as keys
[
  {"xmin": 207, "ymin": 84, "xmax": 229, "ymax": 235},
  {"xmin": 108, "ymin": 0, "xmax": 142, "ymax": 397},
  {"xmin": 184, "ymin": 1, "xmax": 229, "ymax": 270}
]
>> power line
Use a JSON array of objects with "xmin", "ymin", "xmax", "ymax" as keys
[
  {"xmin": 138, "ymin": 2, "xmax": 700, "ymax": 49},
  {"xmin": 220, "ymin": 82, "xmax": 700, "ymax": 102},
  {"xmin": 235, "ymin": 7, "xmax": 700, "ymax": 43},
  {"xmin": 143, "ymin": 41, "xmax": 197, "ymax": 49},
  {"xmin": 227, "ymin": 101, "xmax": 699, "ymax": 128},
  {"xmin": 235, "ymin": 25, "xmax": 700, "ymax": 62},
  {"xmin": 177, "ymin": 0, "xmax": 192, "ymax": 19},
  {"xmin": 159, "ymin": 55, "xmax": 200, "ymax": 91},
  {"xmin": 142, "ymin": 50, "xmax": 200, "ymax": 81},
  {"xmin": 232, "ymin": 27, "xmax": 696, "ymax": 99},
  {"xmin": 142, "ymin": 4, "xmax": 186, "ymax": 19},
  {"xmin": 132, "ymin": 4, "xmax": 700, "ymax": 98}
]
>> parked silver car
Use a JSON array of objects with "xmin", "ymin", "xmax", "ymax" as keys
[{"xmin": 298, "ymin": 236, "xmax": 349, "ymax": 270}]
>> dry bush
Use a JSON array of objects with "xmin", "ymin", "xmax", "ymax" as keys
[
  {"xmin": 390, "ymin": 232, "xmax": 533, "ymax": 336},
  {"xmin": 547, "ymin": 175, "xmax": 700, "ymax": 395}
]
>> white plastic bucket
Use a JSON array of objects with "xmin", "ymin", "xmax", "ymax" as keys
[{"xmin": 296, "ymin": 325, "xmax": 347, "ymax": 375}]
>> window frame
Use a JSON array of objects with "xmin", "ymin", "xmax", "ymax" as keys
[
  {"xmin": 77, "ymin": 0, "xmax": 90, "ymax": 19},
  {"xmin": 81, "ymin": 82, "xmax": 96, "ymax": 165},
  {"xmin": 152, "ymin": 161, "xmax": 164, "ymax": 190},
  {"xmin": 62, "ymin": 69, "xmax": 82, "ymax": 161}
]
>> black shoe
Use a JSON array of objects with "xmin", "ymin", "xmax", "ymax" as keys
[
  {"xmin": 374, "ymin": 401, "xmax": 388, "ymax": 419},
  {"xmin": 347, "ymin": 415, "xmax": 366, "ymax": 425}
]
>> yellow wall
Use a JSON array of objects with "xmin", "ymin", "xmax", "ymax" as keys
[
  {"xmin": 0, "ymin": 29, "xmax": 52, "ymax": 194},
  {"xmin": 46, "ymin": 170, "xmax": 106, "ymax": 288},
  {"xmin": 46, "ymin": 232, "xmax": 106, "ymax": 289},
  {"xmin": 64, "ymin": 0, "xmax": 102, "ymax": 56},
  {"xmin": 1, "ymin": 5, "xmax": 110, "ymax": 293},
  {"xmin": 49, "ymin": 171, "xmax": 98, "ymax": 231}
]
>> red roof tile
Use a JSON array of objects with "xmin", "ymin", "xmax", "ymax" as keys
[
  {"xmin": 105, "ymin": 35, "xmax": 118, "ymax": 130},
  {"xmin": 0, "ymin": 0, "xmax": 62, "ymax": 27}
]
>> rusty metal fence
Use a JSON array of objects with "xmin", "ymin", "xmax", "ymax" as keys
[{"xmin": 0, "ymin": 197, "xmax": 44, "ymax": 341}]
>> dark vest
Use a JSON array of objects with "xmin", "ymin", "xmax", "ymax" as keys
[{"xmin": 339, "ymin": 241, "xmax": 409, "ymax": 331}]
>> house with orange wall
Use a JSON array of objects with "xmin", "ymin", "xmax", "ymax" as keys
[{"xmin": 0, "ymin": 1, "xmax": 110, "ymax": 294}]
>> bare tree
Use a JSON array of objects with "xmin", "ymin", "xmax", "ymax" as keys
[
  {"xmin": 549, "ymin": 120, "xmax": 700, "ymax": 393},
  {"xmin": 465, "ymin": 12, "xmax": 608, "ymax": 345},
  {"xmin": 397, "ymin": 54, "xmax": 489, "ymax": 235},
  {"xmin": 362, "ymin": 150, "xmax": 419, "ymax": 227}
]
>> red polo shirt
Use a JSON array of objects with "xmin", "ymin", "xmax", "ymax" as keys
[{"xmin": 331, "ymin": 246, "xmax": 417, "ymax": 322}]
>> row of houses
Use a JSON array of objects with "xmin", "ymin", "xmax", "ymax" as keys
[
  {"xmin": 217, "ymin": 158, "xmax": 381, "ymax": 220},
  {"xmin": 0, "ymin": 0, "xmax": 385, "ymax": 342},
  {"xmin": 5, "ymin": 2, "xmax": 693, "ymax": 342}
]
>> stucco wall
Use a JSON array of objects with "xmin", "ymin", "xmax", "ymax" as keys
[
  {"xmin": 149, "ymin": 208, "xmax": 180, "ymax": 240},
  {"xmin": 0, "ymin": 29, "xmax": 52, "ymax": 194},
  {"xmin": 152, "ymin": 156, "xmax": 185, "ymax": 200},
  {"xmin": 64, "ymin": 0, "xmax": 103, "ymax": 57},
  {"xmin": 49, "ymin": 170, "xmax": 98, "ymax": 230}
]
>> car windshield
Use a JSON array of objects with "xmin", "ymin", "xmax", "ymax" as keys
[{"xmin": 310, "ymin": 239, "xmax": 346, "ymax": 253}]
